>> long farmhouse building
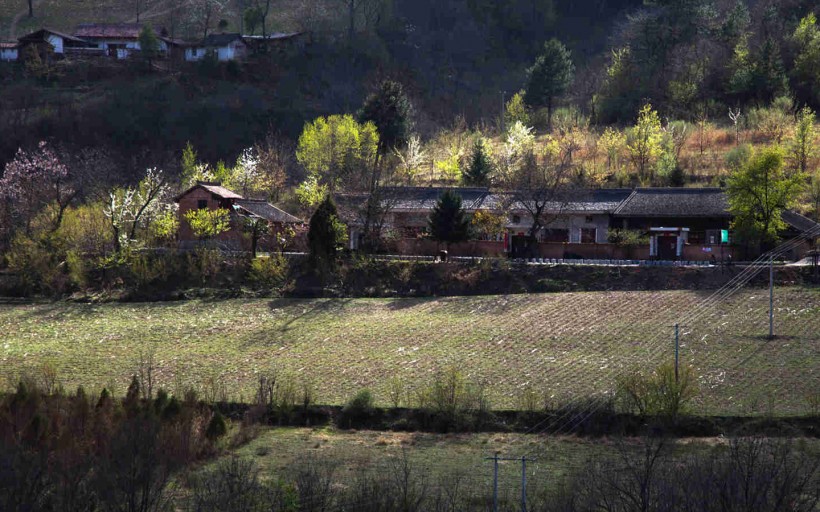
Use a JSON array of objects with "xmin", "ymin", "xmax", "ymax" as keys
[
  {"xmin": 173, "ymin": 182, "xmax": 816, "ymax": 261},
  {"xmin": 339, "ymin": 186, "xmax": 818, "ymax": 262}
]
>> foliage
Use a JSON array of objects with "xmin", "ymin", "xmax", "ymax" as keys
[
  {"xmin": 296, "ymin": 115, "xmax": 379, "ymax": 192},
  {"xmin": 627, "ymin": 104, "xmax": 663, "ymax": 182},
  {"xmin": 524, "ymin": 39, "xmax": 574, "ymax": 130},
  {"xmin": 0, "ymin": 141, "xmax": 73, "ymax": 235},
  {"xmin": 295, "ymin": 175, "xmax": 329, "ymax": 209},
  {"xmin": 427, "ymin": 190, "xmax": 469, "ymax": 246},
  {"xmin": 505, "ymin": 90, "xmax": 530, "ymax": 129},
  {"xmin": 418, "ymin": 366, "xmax": 489, "ymax": 430},
  {"xmin": 243, "ymin": 6, "xmax": 265, "ymax": 35},
  {"xmin": 498, "ymin": 122, "xmax": 574, "ymax": 240},
  {"xmin": 599, "ymin": 127, "xmax": 626, "ymax": 174},
  {"xmin": 138, "ymin": 25, "xmax": 160, "ymax": 65},
  {"xmin": 104, "ymin": 168, "xmax": 171, "ymax": 251},
  {"xmin": 470, "ymin": 210, "xmax": 506, "ymax": 239},
  {"xmin": 341, "ymin": 389, "xmax": 375, "ymax": 425},
  {"xmin": 393, "ymin": 135, "xmax": 427, "ymax": 185},
  {"xmin": 608, "ymin": 229, "xmax": 648, "ymax": 247},
  {"xmin": 617, "ymin": 363, "xmax": 698, "ymax": 419},
  {"xmin": 727, "ymin": 147, "xmax": 805, "ymax": 248},
  {"xmin": 205, "ymin": 411, "xmax": 228, "ymax": 440},
  {"xmin": 308, "ymin": 196, "xmax": 347, "ymax": 271},
  {"xmin": 184, "ymin": 207, "xmax": 231, "ymax": 241},
  {"xmin": 247, "ymin": 253, "xmax": 289, "ymax": 289},
  {"xmin": 358, "ymin": 80, "xmax": 412, "ymax": 154},
  {"xmin": 788, "ymin": 106, "xmax": 816, "ymax": 174},
  {"xmin": 792, "ymin": 14, "xmax": 820, "ymax": 107},
  {"xmin": 461, "ymin": 137, "xmax": 493, "ymax": 186},
  {"xmin": 225, "ymin": 148, "xmax": 262, "ymax": 197},
  {"xmin": 748, "ymin": 96, "xmax": 793, "ymax": 145}
]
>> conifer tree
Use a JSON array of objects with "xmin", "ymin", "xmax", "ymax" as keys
[
  {"xmin": 462, "ymin": 138, "xmax": 493, "ymax": 186},
  {"xmin": 427, "ymin": 190, "xmax": 470, "ymax": 248}
]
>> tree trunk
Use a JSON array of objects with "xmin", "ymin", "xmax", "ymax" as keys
[
  {"xmin": 28, "ymin": 0, "xmax": 33, "ymax": 18},
  {"xmin": 348, "ymin": 0, "xmax": 355, "ymax": 44}
]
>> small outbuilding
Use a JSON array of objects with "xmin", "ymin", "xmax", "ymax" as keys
[
  {"xmin": 174, "ymin": 182, "xmax": 301, "ymax": 251},
  {"xmin": 185, "ymin": 33, "xmax": 249, "ymax": 62}
]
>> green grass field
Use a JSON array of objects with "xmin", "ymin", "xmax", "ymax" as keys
[{"xmin": 2, "ymin": 288, "xmax": 818, "ymax": 415}]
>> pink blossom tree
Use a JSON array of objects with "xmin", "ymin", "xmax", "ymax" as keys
[{"xmin": 0, "ymin": 141, "xmax": 76, "ymax": 234}]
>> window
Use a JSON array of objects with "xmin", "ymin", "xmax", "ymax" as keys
[
  {"xmin": 542, "ymin": 228, "xmax": 569, "ymax": 243},
  {"xmin": 512, "ymin": 214, "xmax": 521, "ymax": 224},
  {"xmin": 585, "ymin": 215, "xmax": 594, "ymax": 223},
  {"xmin": 197, "ymin": 199, "xmax": 208, "ymax": 209},
  {"xmin": 581, "ymin": 228, "xmax": 597, "ymax": 244}
]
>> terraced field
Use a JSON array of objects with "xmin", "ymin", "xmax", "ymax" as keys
[{"xmin": 1, "ymin": 287, "xmax": 818, "ymax": 415}]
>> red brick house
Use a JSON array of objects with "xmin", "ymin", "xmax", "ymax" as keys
[{"xmin": 174, "ymin": 182, "xmax": 301, "ymax": 251}]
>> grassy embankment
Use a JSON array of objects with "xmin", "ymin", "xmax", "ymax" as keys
[{"xmin": 2, "ymin": 288, "xmax": 818, "ymax": 416}]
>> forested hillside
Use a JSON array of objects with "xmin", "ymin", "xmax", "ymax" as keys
[{"xmin": 2, "ymin": 0, "xmax": 820, "ymax": 266}]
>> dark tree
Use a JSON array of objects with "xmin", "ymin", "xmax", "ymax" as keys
[
  {"xmin": 752, "ymin": 38, "xmax": 788, "ymax": 103},
  {"xmin": 427, "ymin": 190, "xmax": 469, "ymax": 248},
  {"xmin": 358, "ymin": 80, "xmax": 412, "ymax": 250},
  {"xmin": 358, "ymin": 80, "xmax": 412, "ymax": 157},
  {"xmin": 308, "ymin": 196, "xmax": 346, "ymax": 271},
  {"xmin": 524, "ymin": 39, "xmax": 574, "ymax": 131},
  {"xmin": 462, "ymin": 138, "xmax": 493, "ymax": 186}
]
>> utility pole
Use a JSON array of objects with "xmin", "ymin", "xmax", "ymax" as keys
[
  {"xmin": 485, "ymin": 454, "xmax": 536, "ymax": 512},
  {"xmin": 501, "ymin": 91, "xmax": 507, "ymax": 134},
  {"xmin": 674, "ymin": 323, "xmax": 680, "ymax": 383},
  {"xmin": 769, "ymin": 256, "xmax": 775, "ymax": 339},
  {"xmin": 488, "ymin": 452, "xmax": 499, "ymax": 512}
]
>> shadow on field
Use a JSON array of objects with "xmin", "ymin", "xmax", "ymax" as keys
[{"xmin": 267, "ymin": 298, "xmax": 353, "ymax": 332}]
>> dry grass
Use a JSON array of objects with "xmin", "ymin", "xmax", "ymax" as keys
[{"xmin": 2, "ymin": 288, "xmax": 818, "ymax": 416}]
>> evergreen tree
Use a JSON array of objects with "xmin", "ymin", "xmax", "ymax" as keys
[
  {"xmin": 138, "ymin": 25, "xmax": 160, "ymax": 71},
  {"xmin": 358, "ymin": 80, "xmax": 412, "ymax": 156},
  {"xmin": 752, "ymin": 38, "xmax": 788, "ymax": 103},
  {"xmin": 524, "ymin": 39, "xmax": 574, "ymax": 131},
  {"xmin": 308, "ymin": 196, "xmax": 347, "ymax": 270},
  {"xmin": 462, "ymin": 138, "xmax": 493, "ymax": 186},
  {"xmin": 427, "ymin": 190, "xmax": 470, "ymax": 247}
]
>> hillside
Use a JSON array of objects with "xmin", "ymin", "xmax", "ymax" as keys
[{"xmin": 3, "ymin": 288, "xmax": 818, "ymax": 416}]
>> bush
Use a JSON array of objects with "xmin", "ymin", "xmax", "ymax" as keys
[
  {"xmin": 340, "ymin": 389, "xmax": 375, "ymax": 427},
  {"xmin": 616, "ymin": 363, "xmax": 699, "ymax": 419},
  {"xmin": 206, "ymin": 411, "xmax": 228, "ymax": 441},
  {"xmin": 247, "ymin": 254, "xmax": 289, "ymax": 290}
]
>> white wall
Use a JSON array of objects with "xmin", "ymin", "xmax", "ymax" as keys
[
  {"xmin": 0, "ymin": 48, "xmax": 18, "ymax": 61},
  {"xmin": 46, "ymin": 34, "xmax": 63, "ymax": 53}
]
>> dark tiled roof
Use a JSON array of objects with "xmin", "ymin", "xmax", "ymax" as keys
[
  {"xmin": 613, "ymin": 188, "xmax": 730, "ymax": 218},
  {"xmin": 159, "ymin": 36, "xmax": 189, "ymax": 46},
  {"xmin": 234, "ymin": 199, "xmax": 301, "ymax": 223},
  {"xmin": 174, "ymin": 182, "xmax": 244, "ymax": 202},
  {"xmin": 200, "ymin": 33, "xmax": 245, "ymax": 47},
  {"xmin": 781, "ymin": 210, "xmax": 820, "ymax": 234},
  {"xmin": 19, "ymin": 28, "xmax": 89, "ymax": 44},
  {"xmin": 381, "ymin": 186, "xmax": 490, "ymax": 210},
  {"xmin": 74, "ymin": 23, "xmax": 142, "ymax": 39}
]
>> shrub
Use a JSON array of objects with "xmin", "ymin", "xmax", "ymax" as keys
[
  {"xmin": 340, "ymin": 389, "xmax": 375, "ymax": 427},
  {"xmin": 247, "ymin": 253, "xmax": 289, "ymax": 290},
  {"xmin": 616, "ymin": 363, "xmax": 699, "ymax": 419},
  {"xmin": 206, "ymin": 411, "xmax": 228, "ymax": 441}
]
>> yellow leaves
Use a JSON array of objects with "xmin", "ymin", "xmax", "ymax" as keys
[{"xmin": 296, "ymin": 114, "xmax": 379, "ymax": 190}]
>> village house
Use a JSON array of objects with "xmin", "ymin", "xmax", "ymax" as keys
[
  {"xmin": 15, "ymin": 28, "xmax": 95, "ymax": 61},
  {"xmin": 185, "ymin": 33, "xmax": 249, "ymax": 62},
  {"xmin": 174, "ymin": 182, "xmax": 301, "ymax": 251},
  {"xmin": 338, "ymin": 186, "xmax": 819, "ymax": 261},
  {"xmin": 74, "ymin": 23, "xmax": 171, "ymax": 59},
  {"xmin": 0, "ymin": 42, "xmax": 18, "ymax": 61}
]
